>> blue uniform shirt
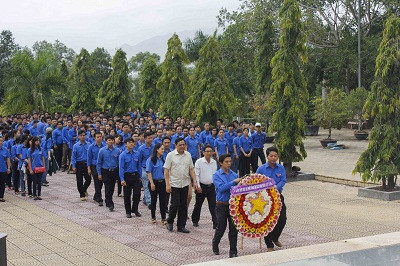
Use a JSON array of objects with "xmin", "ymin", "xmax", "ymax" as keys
[
  {"xmin": 62, "ymin": 126, "xmax": 71, "ymax": 144},
  {"xmin": 68, "ymin": 128, "xmax": 78, "ymax": 149},
  {"xmin": 239, "ymin": 135, "xmax": 253, "ymax": 153},
  {"xmin": 0, "ymin": 146, "xmax": 10, "ymax": 172},
  {"xmin": 205, "ymin": 135, "xmax": 217, "ymax": 150},
  {"xmin": 256, "ymin": 163, "xmax": 286, "ymax": 193},
  {"xmin": 233, "ymin": 136, "xmax": 241, "ymax": 156},
  {"xmin": 87, "ymin": 142, "xmax": 105, "ymax": 166},
  {"xmin": 200, "ymin": 130, "xmax": 210, "ymax": 145},
  {"xmin": 214, "ymin": 138, "xmax": 228, "ymax": 156},
  {"xmin": 11, "ymin": 144, "xmax": 19, "ymax": 162},
  {"xmin": 119, "ymin": 149, "xmax": 141, "ymax": 181},
  {"xmin": 213, "ymin": 168, "xmax": 238, "ymax": 202},
  {"xmin": 185, "ymin": 135, "xmax": 200, "ymax": 159},
  {"xmin": 252, "ymin": 132, "xmax": 266, "ymax": 149},
  {"xmin": 121, "ymin": 133, "xmax": 131, "ymax": 142},
  {"xmin": 29, "ymin": 126, "xmax": 39, "ymax": 137},
  {"xmin": 71, "ymin": 141, "xmax": 89, "ymax": 168},
  {"xmin": 152, "ymin": 137, "xmax": 163, "ymax": 146},
  {"xmin": 224, "ymin": 131, "xmax": 237, "ymax": 153},
  {"xmin": 96, "ymin": 146, "xmax": 120, "ymax": 174},
  {"xmin": 41, "ymin": 137, "xmax": 53, "ymax": 159},
  {"xmin": 27, "ymin": 148, "xmax": 44, "ymax": 170},
  {"xmin": 138, "ymin": 143, "xmax": 154, "ymax": 168},
  {"xmin": 146, "ymin": 156, "xmax": 164, "ymax": 180},
  {"xmin": 52, "ymin": 128, "xmax": 63, "ymax": 145}
]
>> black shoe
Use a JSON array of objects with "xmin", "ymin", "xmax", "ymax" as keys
[
  {"xmin": 98, "ymin": 202, "xmax": 103, "ymax": 206},
  {"xmin": 126, "ymin": 213, "xmax": 132, "ymax": 218},
  {"xmin": 166, "ymin": 223, "xmax": 173, "ymax": 232},
  {"xmin": 148, "ymin": 205, "xmax": 151, "ymax": 210},
  {"xmin": 134, "ymin": 212, "xmax": 142, "ymax": 217},
  {"xmin": 229, "ymin": 252, "xmax": 238, "ymax": 258},
  {"xmin": 177, "ymin": 227, "xmax": 190, "ymax": 233},
  {"xmin": 109, "ymin": 206, "xmax": 114, "ymax": 212},
  {"xmin": 193, "ymin": 222, "xmax": 199, "ymax": 227},
  {"xmin": 212, "ymin": 244, "xmax": 219, "ymax": 255},
  {"xmin": 42, "ymin": 183, "xmax": 49, "ymax": 187}
]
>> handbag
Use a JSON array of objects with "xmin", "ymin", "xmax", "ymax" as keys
[{"xmin": 34, "ymin": 166, "xmax": 46, "ymax": 174}]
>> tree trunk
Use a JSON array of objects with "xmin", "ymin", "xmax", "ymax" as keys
[
  {"xmin": 382, "ymin": 177, "xmax": 387, "ymax": 190},
  {"xmin": 283, "ymin": 161, "xmax": 292, "ymax": 177},
  {"xmin": 388, "ymin": 175, "xmax": 395, "ymax": 190}
]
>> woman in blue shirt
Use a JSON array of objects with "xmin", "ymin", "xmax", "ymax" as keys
[
  {"xmin": 28, "ymin": 136, "xmax": 45, "ymax": 200},
  {"xmin": 20, "ymin": 136, "xmax": 31, "ymax": 197},
  {"xmin": 146, "ymin": 143, "xmax": 167, "ymax": 225},
  {"xmin": 41, "ymin": 128, "xmax": 53, "ymax": 187},
  {"xmin": 239, "ymin": 128, "xmax": 253, "ymax": 177}
]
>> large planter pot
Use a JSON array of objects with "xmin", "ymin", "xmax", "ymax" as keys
[
  {"xmin": 354, "ymin": 131, "xmax": 369, "ymax": 140},
  {"xmin": 265, "ymin": 136, "xmax": 275, "ymax": 143},
  {"xmin": 305, "ymin": 125, "xmax": 319, "ymax": 136},
  {"xmin": 320, "ymin": 139, "xmax": 337, "ymax": 148},
  {"xmin": 358, "ymin": 186, "xmax": 400, "ymax": 201}
]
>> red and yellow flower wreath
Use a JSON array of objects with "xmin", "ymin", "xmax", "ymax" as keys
[{"xmin": 229, "ymin": 173, "xmax": 282, "ymax": 238}]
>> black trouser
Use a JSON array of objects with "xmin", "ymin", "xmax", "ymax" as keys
[
  {"xmin": 264, "ymin": 194, "xmax": 287, "ymax": 248},
  {"xmin": 0, "ymin": 172, "xmax": 6, "ymax": 198},
  {"xmin": 6, "ymin": 172, "xmax": 12, "ymax": 187},
  {"xmin": 76, "ymin": 161, "xmax": 91, "ymax": 198},
  {"xmin": 61, "ymin": 144, "xmax": 70, "ymax": 169},
  {"xmin": 102, "ymin": 168, "xmax": 117, "ymax": 208},
  {"xmin": 27, "ymin": 173, "xmax": 33, "ymax": 196},
  {"xmin": 123, "ymin": 172, "xmax": 141, "ymax": 214},
  {"xmin": 54, "ymin": 144, "xmax": 63, "ymax": 169},
  {"xmin": 90, "ymin": 165, "xmax": 103, "ymax": 203},
  {"xmin": 149, "ymin": 179, "xmax": 167, "ymax": 220},
  {"xmin": 213, "ymin": 204, "xmax": 238, "ymax": 254},
  {"xmin": 117, "ymin": 177, "xmax": 122, "ymax": 195},
  {"xmin": 167, "ymin": 185, "xmax": 189, "ymax": 228},
  {"xmin": 191, "ymin": 183, "xmax": 217, "ymax": 227},
  {"xmin": 32, "ymin": 173, "xmax": 42, "ymax": 197},
  {"xmin": 12, "ymin": 161, "xmax": 20, "ymax": 192},
  {"xmin": 252, "ymin": 147, "xmax": 266, "ymax": 172},
  {"xmin": 239, "ymin": 153, "xmax": 251, "ymax": 177}
]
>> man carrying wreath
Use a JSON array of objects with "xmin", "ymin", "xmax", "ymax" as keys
[{"xmin": 256, "ymin": 146, "xmax": 287, "ymax": 252}]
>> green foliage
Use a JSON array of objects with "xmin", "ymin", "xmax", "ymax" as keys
[
  {"xmin": 312, "ymin": 88, "xmax": 351, "ymax": 139},
  {"xmin": 157, "ymin": 34, "xmax": 189, "ymax": 119},
  {"xmin": 183, "ymin": 35, "xmax": 234, "ymax": 125},
  {"xmin": 353, "ymin": 15, "xmax": 400, "ymax": 189},
  {"xmin": 128, "ymin": 52, "xmax": 160, "ymax": 73},
  {"xmin": 100, "ymin": 49, "xmax": 131, "ymax": 116},
  {"xmin": 0, "ymin": 30, "xmax": 19, "ymax": 101},
  {"xmin": 32, "ymin": 40, "xmax": 76, "ymax": 66},
  {"xmin": 139, "ymin": 58, "xmax": 161, "ymax": 111},
  {"xmin": 69, "ymin": 49, "xmax": 97, "ymax": 113},
  {"xmin": 89, "ymin": 47, "xmax": 112, "ymax": 94},
  {"xmin": 268, "ymin": 0, "xmax": 309, "ymax": 168},
  {"xmin": 254, "ymin": 17, "xmax": 275, "ymax": 94},
  {"xmin": 184, "ymin": 30, "xmax": 210, "ymax": 62},
  {"xmin": 2, "ymin": 49, "xmax": 63, "ymax": 114},
  {"xmin": 348, "ymin": 87, "xmax": 369, "ymax": 131}
]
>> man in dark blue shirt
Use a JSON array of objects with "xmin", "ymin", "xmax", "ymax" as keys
[
  {"xmin": 212, "ymin": 154, "xmax": 241, "ymax": 258},
  {"xmin": 138, "ymin": 132, "xmax": 154, "ymax": 207},
  {"xmin": 97, "ymin": 135, "xmax": 120, "ymax": 211},
  {"xmin": 0, "ymin": 135, "xmax": 11, "ymax": 202},
  {"xmin": 256, "ymin": 146, "xmax": 287, "ymax": 252},
  {"xmin": 252, "ymin": 123, "xmax": 267, "ymax": 172},
  {"xmin": 52, "ymin": 121, "xmax": 64, "ymax": 170},
  {"xmin": 87, "ymin": 131, "xmax": 105, "ymax": 206},
  {"xmin": 71, "ymin": 130, "xmax": 91, "ymax": 201}
]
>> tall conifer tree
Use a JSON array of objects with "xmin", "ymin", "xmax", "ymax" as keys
[
  {"xmin": 353, "ymin": 15, "xmax": 400, "ymax": 190},
  {"xmin": 139, "ymin": 57, "xmax": 161, "ymax": 111},
  {"xmin": 69, "ymin": 49, "xmax": 97, "ymax": 113},
  {"xmin": 183, "ymin": 35, "xmax": 234, "ymax": 125},
  {"xmin": 269, "ymin": 0, "xmax": 309, "ymax": 172},
  {"xmin": 157, "ymin": 34, "xmax": 189, "ymax": 118},
  {"xmin": 100, "ymin": 49, "xmax": 131, "ymax": 115}
]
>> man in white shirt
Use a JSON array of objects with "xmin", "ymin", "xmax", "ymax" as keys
[
  {"xmin": 191, "ymin": 145, "xmax": 218, "ymax": 229},
  {"xmin": 165, "ymin": 138, "xmax": 198, "ymax": 233}
]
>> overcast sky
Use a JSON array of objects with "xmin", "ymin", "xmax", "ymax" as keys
[{"xmin": 1, "ymin": 0, "xmax": 241, "ymax": 52}]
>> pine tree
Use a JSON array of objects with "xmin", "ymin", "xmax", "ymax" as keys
[
  {"xmin": 183, "ymin": 35, "xmax": 234, "ymax": 125},
  {"xmin": 139, "ymin": 57, "xmax": 161, "ymax": 111},
  {"xmin": 100, "ymin": 49, "xmax": 131, "ymax": 116},
  {"xmin": 157, "ymin": 34, "xmax": 189, "ymax": 119},
  {"xmin": 69, "ymin": 49, "xmax": 97, "ymax": 113},
  {"xmin": 268, "ymin": 0, "xmax": 309, "ymax": 172},
  {"xmin": 353, "ymin": 15, "xmax": 400, "ymax": 190},
  {"xmin": 255, "ymin": 17, "xmax": 275, "ymax": 94}
]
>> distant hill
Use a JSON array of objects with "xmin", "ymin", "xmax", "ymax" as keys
[{"xmin": 118, "ymin": 28, "xmax": 215, "ymax": 60}]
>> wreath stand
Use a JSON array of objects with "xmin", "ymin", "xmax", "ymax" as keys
[{"xmin": 240, "ymin": 236, "xmax": 263, "ymax": 250}]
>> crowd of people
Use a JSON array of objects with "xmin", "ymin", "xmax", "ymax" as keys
[{"xmin": 0, "ymin": 109, "xmax": 287, "ymax": 257}]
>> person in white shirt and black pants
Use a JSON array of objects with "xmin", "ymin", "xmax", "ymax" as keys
[{"xmin": 191, "ymin": 145, "xmax": 218, "ymax": 229}]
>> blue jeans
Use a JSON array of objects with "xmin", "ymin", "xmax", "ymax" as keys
[{"xmin": 142, "ymin": 167, "xmax": 151, "ymax": 205}]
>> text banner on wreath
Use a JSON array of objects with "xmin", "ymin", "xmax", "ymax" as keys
[{"xmin": 230, "ymin": 179, "xmax": 276, "ymax": 196}]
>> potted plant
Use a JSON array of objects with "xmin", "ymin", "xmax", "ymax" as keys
[
  {"xmin": 305, "ymin": 100, "xmax": 319, "ymax": 136},
  {"xmin": 348, "ymin": 87, "xmax": 369, "ymax": 140},
  {"xmin": 313, "ymin": 88, "xmax": 351, "ymax": 147}
]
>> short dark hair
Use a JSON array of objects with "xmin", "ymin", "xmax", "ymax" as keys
[
  {"xmin": 266, "ymin": 146, "xmax": 279, "ymax": 156},
  {"xmin": 105, "ymin": 135, "xmax": 115, "ymax": 141},
  {"xmin": 124, "ymin": 137, "xmax": 134, "ymax": 144},
  {"xmin": 78, "ymin": 129, "xmax": 86, "ymax": 135},
  {"xmin": 203, "ymin": 145, "xmax": 213, "ymax": 151},
  {"xmin": 162, "ymin": 136, "xmax": 171, "ymax": 142},
  {"xmin": 236, "ymin": 129, "xmax": 242, "ymax": 133},
  {"xmin": 175, "ymin": 137, "xmax": 185, "ymax": 145},
  {"xmin": 144, "ymin": 132, "xmax": 153, "ymax": 138},
  {"xmin": 218, "ymin": 154, "xmax": 231, "ymax": 163},
  {"xmin": 94, "ymin": 131, "xmax": 102, "ymax": 138}
]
